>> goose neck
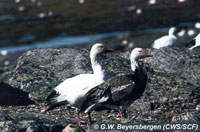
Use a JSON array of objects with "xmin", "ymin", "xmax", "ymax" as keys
[
  {"xmin": 90, "ymin": 55, "xmax": 105, "ymax": 82},
  {"xmin": 131, "ymin": 59, "xmax": 139, "ymax": 72}
]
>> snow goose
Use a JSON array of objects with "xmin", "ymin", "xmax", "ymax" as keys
[
  {"xmin": 152, "ymin": 27, "xmax": 178, "ymax": 49},
  {"xmin": 45, "ymin": 43, "xmax": 113, "ymax": 126},
  {"xmin": 83, "ymin": 48, "xmax": 152, "ymax": 119},
  {"xmin": 185, "ymin": 33, "xmax": 200, "ymax": 50}
]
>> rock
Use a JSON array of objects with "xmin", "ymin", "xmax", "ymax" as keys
[
  {"xmin": 0, "ymin": 109, "xmax": 65, "ymax": 132},
  {"xmin": 0, "ymin": 82, "xmax": 34, "ymax": 106},
  {"xmin": 0, "ymin": 52, "xmax": 23, "ymax": 82},
  {"xmin": 171, "ymin": 112, "xmax": 200, "ymax": 122}
]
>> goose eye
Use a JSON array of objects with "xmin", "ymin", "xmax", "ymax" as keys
[{"xmin": 100, "ymin": 46, "xmax": 104, "ymax": 49}]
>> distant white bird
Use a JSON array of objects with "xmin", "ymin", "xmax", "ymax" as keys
[
  {"xmin": 152, "ymin": 27, "xmax": 178, "ymax": 49},
  {"xmin": 186, "ymin": 33, "xmax": 200, "ymax": 50},
  {"xmin": 177, "ymin": 29, "xmax": 186, "ymax": 37},
  {"xmin": 195, "ymin": 22, "xmax": 200, "ymax": 29},
  {"xmin": 45, "ymin": 43, "xmax": 113, "ymax": 126},
  {"xmin": 187, "ymin": 29, "xmax": 195, "ymax": 36},
  {"xmin": 149, "ymin": 0, "xmax": 156, "ymax": 5}
]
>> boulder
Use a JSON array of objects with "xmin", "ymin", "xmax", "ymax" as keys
[{"xmin": 0, "ymin": 82, "xmax": 34, "ymax": 106}]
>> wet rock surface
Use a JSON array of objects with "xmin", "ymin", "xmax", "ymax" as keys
[{"xmin": 0, "ymin": 47, "xmax": 199, "ymax": 131}]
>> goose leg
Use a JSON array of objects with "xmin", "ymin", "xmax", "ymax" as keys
[
  {"xmin": 88, "ymin": 112, "xmax": 92, "ymax": 125},
  {"xmin": 123, "ymin": 110, "xmax": 127, "ymax": 118},
  {"xmin": 76, "ymin": 108, "xmax": 81, "ymax": 127},
  {"xmin": 119, "ymin": 109, "xmax": 124, "ymax": 118}
]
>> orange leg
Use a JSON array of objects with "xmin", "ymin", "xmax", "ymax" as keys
[
  {"xmin": 76, "ymin": 109, "xmax": 82, "ymax": 127},
  {"xmin": 88, "ymin": 112, "xmax": 92, "ymax": 125}
]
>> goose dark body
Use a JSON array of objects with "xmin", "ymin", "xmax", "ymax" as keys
[{"xmin": 82, "ymin": 66, "xmax": 147, "ymax": 114}]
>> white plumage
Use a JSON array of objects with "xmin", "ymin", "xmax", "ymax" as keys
[
  {"xmin": 152, "ymin": 27, "xmax": 178, "ymax": 49},
  {"xmin": 45, "ymin": 43, "xmax": 113, "ymax": 126},
  {"xmin": 55, "ymin": 74, "xmax": 104, "ymax": 108},
  {"xmin": 47, "ymin": 43, "xmax": 111, "ymax": 109}
]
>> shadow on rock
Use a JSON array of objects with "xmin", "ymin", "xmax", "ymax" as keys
[{"xmin": 0, "ymin": 82, "xmax": 34, "ymax": 106}]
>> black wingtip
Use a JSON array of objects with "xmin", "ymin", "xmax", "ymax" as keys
[
  {"xmin": 44, "ymin": 90, "xmax": 68, "ymax": 111},
  {"xmin": 46, "ymin": 90, "xmax": 58, "ymax": 102},
  {"xmin": 185, "ymin": 39, "xmax": 195, "ymax": 48},
  {"xmin": 45, "ymin": 100, "xmax": 68, "ymax": 112}
]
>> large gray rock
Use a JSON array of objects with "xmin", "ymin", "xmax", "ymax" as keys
[
  {"xmin": 147, "ymin": 47, "xmax": 200, "ymax": 86},
  {"xmin": 0, "ymin": 82, "xmax": 34, "ymax": 106}
]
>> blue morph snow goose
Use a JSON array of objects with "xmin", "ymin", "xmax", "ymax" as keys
[
  {"xmin": 152, "ymin": 27, "xmax": 178, "ymax": 49},
  {"xmin": 83, "ymin": 48, "xmax": 152, "ymax": 119},
  {"xmin": 45, "ymin": 43, "xmax": 112, "ymax": 126}
]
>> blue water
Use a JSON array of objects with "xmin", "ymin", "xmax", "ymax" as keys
[{"xmin": 0, "ymin": 32, "xmax": 129, "ymax": 53}]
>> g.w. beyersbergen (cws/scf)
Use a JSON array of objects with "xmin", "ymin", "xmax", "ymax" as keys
[{"xmin": 117, "ymin": 124, "xmax": 162, "ymax": 131}]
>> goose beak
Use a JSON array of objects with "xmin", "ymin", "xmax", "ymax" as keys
[
  {"xmin": 144, "ymin": 51, "xmax": 153, "ymax": 57},
  {"xmin": 105, "ymin": 48, "xmax": 114, "ymax": 53}
]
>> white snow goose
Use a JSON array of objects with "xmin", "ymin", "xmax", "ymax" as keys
[
  {"xmin": 152, "ymin": 27, "xmax": 178, "ymax": 49},
  {"xmin": 83, "ymin": 48, "xmax": 152, "ymax": 119},
  {"xmin": 185, "ymin": 33, "xmax": 200, "ymax": 50},
  {"xmin": 45, "ymin": 43, "xmax": 113, "ymax": 126}
]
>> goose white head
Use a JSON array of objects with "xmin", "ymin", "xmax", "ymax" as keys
[
  {"xmin": 90, "ymin": 43, "xmax": 113, "ymax": 59},
  {"xmin": 90, "ymin": 43, "xmax": 113, "ymax": 80},
  {"xmin": 130, "ymin": 48, "xmax": 152, "ymax": 71},
  {"xmin": 168, "ymin": 27, "xmax": 177, "ymax": 36}
]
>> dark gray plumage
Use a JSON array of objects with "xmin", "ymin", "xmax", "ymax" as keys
[{"xmin": 83, "ymin": 48, "xmax": 152, "ymax": 118}]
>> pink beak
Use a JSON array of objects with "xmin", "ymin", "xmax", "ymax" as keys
[
  {"xmin": 144, "ymin": 51, "xmax": 153, "ymax": 57},
  {"xmin": 105, "ymin": 48, "xmax": 114, "ymax": 53}
]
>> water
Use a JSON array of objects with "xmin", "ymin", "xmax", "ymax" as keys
[{"xmin": 0, "ymin": 32, "xmax": 128, "ymax": 53}]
